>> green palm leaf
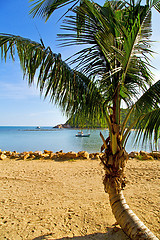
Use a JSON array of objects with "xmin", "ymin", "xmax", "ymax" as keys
[
  {"xmin": 0, "ymin": 33, "xmax": 105, "ymax": 123},
  {"xmin": 122, "ymin": 80, "xmax": 160, "ymax": 146},
  {"xmin": 134, "ymin": 80, "xmax": 160, "ymax": 147},
  {"xmin": 134, "ymin": 109, "xmax": 160, "ymax": 148},
  {"xmin": 58, "ymin": 0, "xmax": 153, "ymax": 104},
  {"xmin": 29, "ymin": 0, "xmax": 80, "ymax": 21},
  {"xmin": 134, "ymin": 80, "xmax": 160, "ymax": 113}
]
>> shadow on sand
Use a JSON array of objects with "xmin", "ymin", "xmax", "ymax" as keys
[{"xmin": 32, "ymin": 227, "xmax": 130, "ymax": 240}]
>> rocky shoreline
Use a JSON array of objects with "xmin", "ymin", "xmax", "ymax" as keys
[{"xmin": 0, "ymin": 149, "xmax": 160, "ymax": 161}]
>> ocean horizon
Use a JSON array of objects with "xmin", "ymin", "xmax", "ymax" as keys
[{"xmin": 0, "ymin": 126, "xmax": 159, "ymax": 154}]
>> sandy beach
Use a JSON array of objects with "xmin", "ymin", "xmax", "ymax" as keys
[{"xmin": 0, "ymin": 158, "xmax": 159, "ymax": 240}]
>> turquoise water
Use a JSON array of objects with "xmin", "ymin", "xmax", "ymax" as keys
[{"xmin": 0, "ymin": 126, "xmax": 158, "ymax": 153}]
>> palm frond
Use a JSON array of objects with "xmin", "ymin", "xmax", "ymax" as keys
[
  {"xmin": 134, "ymin": 109, "xmax": 160, "ymax": 149},
  {"xmin": 58, "ymin": 0, "xmax": 125, "ymax": 83},
  {"xmin": 58, "ymin": 0, "xmax": 154, "ymax": 106},
  {"xmin": 29, "ymin": 0, "xmax": 79, "ymax": 21},
  {"xmin": 0, "ymin": 33, "xmax": 106, "ymax": 123},
  {"xmin": 154, "ymin": 1, "xmax": 160, "ymax": 13},
  {"xmin": 122, "ymin": 80, "xmax": 160, "ymax": 148},
  {"xmin": 149, "ymin": 0, "xmax": 160, "ymax": 12},
  {"xmin": 134, "ymin": 80, "xmax": 160, "ymax": 114}
]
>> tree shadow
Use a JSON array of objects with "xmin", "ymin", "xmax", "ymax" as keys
[{"xmin": 32, "ymin": 227, "xmax": 130, "ymax": 240}]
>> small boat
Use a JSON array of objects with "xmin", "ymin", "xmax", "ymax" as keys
[
  {"xmin": 36, "ymin": 126, "xmax": 40, "ymax": 129},
  {"xmin": 76, "ymin": 131, "xmax": 90, "ymax": 137}
]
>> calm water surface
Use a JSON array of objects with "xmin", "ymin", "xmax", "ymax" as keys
[{"xmin": 0, "ymin": 126, "xmax": 158, "ymax": 153}]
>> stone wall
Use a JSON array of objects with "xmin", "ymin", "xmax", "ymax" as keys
[
  {"xmin": 0, "ymin": 149, "xmax": 160, "ymax": 161},
  {"xmin": 128, "ymin": 151, "xmax": 160, "ymax": 160},
  {"xmin": 0, "ymin": 149, "xmax": 104, "ymax": 161}
]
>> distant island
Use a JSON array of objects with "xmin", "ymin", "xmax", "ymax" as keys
[{"xmin": 53, "ymin": 123, "xmax": 71, "ymax": 129}]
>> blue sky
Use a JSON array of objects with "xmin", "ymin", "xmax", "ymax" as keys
[
  {"xmin": 0, "ymin": 0, "xmax": 160, "ymax": 126},
  {"xmin": 0, "ymin": 0, "xmax": 69, "ymax": 126}
]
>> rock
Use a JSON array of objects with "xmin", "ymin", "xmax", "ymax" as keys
[
  {"xmin": 53, "ymin": 123, "xmax": 71, "ymax": 129},
  {"xmin": 140, "ymin": 151, "xmax": 148, "ymax": 156},
  {"xmin": 99, "ymin": 153, "xmax": 105, "ymax": 158},
  {"xmin": 19, "ymin": 152, "xmax": 24, "ymax": 157},
  {"xmin": 10, "ymin": 152, "xmax": 20, "ymax": 158},
  {"xmin": 56, "ymin": 152, "xmax": 66, "ymax": 159},
  {"xmin": 33, "ymin": 151, "xmax": 43, "ymax": 158},
  {"xmin": 0, "ymin": 154, "xmax": 6, "ymax": 160},
  {"xmin": 142, "ymin": 155, "xmax": 154, "ymax": 160},
  {"xmin": 151, "ymin": 151, "xmax": 160, "ymax": 159},
  {"xmin": 53, "ymin": 124, "xmax": 63, "ymax": 129},
  {"xmin": 5, "ymin": 151, "xmax": 12, "ymax": 157},
  {"xmin": 23, "ymin": 153, "xmax": 30, "ymax": 160},
  {"xmin": 139, "ymin": 151, "xmax": 154, "ymax": 160},
  {"xmin": 139, "ymin": 151, "xmax": 150, "ymax": 160},
  {"xmin": 64, "ymin": 151, "xmax": 78, "ymax": 159},
  {"xmin": 29, "ymin": 152, "xmax": 35, "ymax": 157},
  {"xmin": 28, "ymin": 152, "xmax": 36, "ymax": 159},
  {"xmin": 95, "ymin": 152, "xmax": 104, "ymax": 159},
  {"xmin": 18, "ymin": 153, "xmax": 25, "ymax": 159},
  {"xmin": 34, "ymin": 151, "xmax": 42, "ymax": 155},
  {"xmin": 89, "ymin": 152, "xmax": 101, "ymax": 159},
  {"xmin": 95, "ymin": 153, "xmax": 100, "ymax": 159},
  {"xmin": 41, "ymin": 153, "xmax": 50, "ymax": 159},
  {"xmin": 55, "ymin": 150, "xmax": 64, "ymax": 158},
  {"xmin": 10, "ymin": 152, "xmax": 16, "ymax": 158},
  {"xmin": 129, "ymin": 151, "xmax": 139, "ymax": 158},
  {"xmin": 89, "ymin": 153, "xmax": 95, "ymax": 159},
  {"xmin": 49, "ymin": 153, "xmax": 58, "ymax": 159},
  {"xmin": 78, "ymin": 151, "xmax": 89, "ymax": 159},
  {"xmin": 44, "ymin": 150, "xmax": 53, "ymax": 154}
]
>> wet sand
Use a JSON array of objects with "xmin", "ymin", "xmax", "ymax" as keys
[{"xmin": 0, "ymin": 158, "xmax": 159, "ymax": 240}]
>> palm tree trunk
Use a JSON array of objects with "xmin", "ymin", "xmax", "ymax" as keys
[
  {"xmin": 100, "ymin": 122, "xmax": 159, "ymax": 240},
  {"xmin": 101, "ymin": 153, "xmax": 159, "ymax": 240},
  {"xmin": 107, "ymin": 182, "xmax": 159, "ymax": 240}
]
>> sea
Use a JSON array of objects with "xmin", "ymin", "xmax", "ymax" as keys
[{"xmin": 0, "ymin": 126, "xmax": 159, "ymax": 154}]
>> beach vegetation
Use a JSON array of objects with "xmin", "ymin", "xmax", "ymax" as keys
[
  {"xmin": 0, "ymin": 0, "xmax": 160, "ymax": 239},
  {"xmin": 67, "ymin": 108, "xmax": 133, "ymax": 128}
]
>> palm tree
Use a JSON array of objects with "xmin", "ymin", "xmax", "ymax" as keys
[{"xmin": 0, "ymin": 0, "xmax": 160, "ymax": 239}]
